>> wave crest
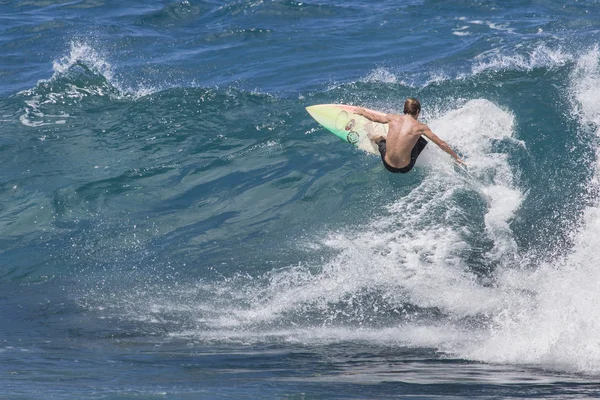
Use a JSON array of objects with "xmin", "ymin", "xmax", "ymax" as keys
[{"xmin": 17, "ymin": 41, "xmax": 157, "ymax": 127}]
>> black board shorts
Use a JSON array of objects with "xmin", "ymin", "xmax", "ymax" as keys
[{"xmin": 378, "ymin": 137, "xmax": 428, "ymax": 174}]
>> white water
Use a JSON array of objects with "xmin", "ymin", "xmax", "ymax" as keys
[
  {"xmin": 472, "ymin": 44, "xmax": 572, "ymax": 75},
  {"xmin": 461, "ymin": 47, "xmax": 600, "ymax": 373}
]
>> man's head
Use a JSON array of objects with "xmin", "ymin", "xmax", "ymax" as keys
[{"xmin": 404, "ymin": 98, "xmax": 421, "ymax": 118}]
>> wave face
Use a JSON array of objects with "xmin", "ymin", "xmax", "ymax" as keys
[{"xmin": 4, "ymin": 1, "xmax": 600, "ymax": 398}]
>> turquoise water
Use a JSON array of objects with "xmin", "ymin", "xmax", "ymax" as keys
[{"xmin": 3, "ymin": 1, "xmax": 600, "ymax": 398}]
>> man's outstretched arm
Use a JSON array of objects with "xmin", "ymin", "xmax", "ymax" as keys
[
  {"xmin": 421, "ymin": 126, "xmax": 466, "ymax": 166},
  {"xmin": 355, "ymin": 107, "xmax": 390, "ymax": 124}
]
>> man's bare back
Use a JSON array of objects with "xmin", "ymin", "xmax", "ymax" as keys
[
  {"xmin": 355, "ymin": 98, "xmax": 465, "ymax": 173},
  {"xmin": 377, "ymin": 114, "xmax": 425, "ymax": 168}
]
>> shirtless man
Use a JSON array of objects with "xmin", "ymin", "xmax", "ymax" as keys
[{"xmin": 355, "ymin": 98, "xmax": 465, "ymax": 173}]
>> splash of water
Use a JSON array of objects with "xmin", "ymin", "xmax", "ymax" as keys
[
  {"xmin": 18, "ymin": 41, "xmax": 158, "ymax": 127},
  {"xmin": 463, "ymin": 47, "xmax": 600, "ymax": 373}
]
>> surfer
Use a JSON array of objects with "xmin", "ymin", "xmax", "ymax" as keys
[{"xmin": 355, "ymin": 98, "xmax": 465, "ymax": 173}]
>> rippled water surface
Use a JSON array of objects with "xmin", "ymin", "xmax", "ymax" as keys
[{"xmin": 4, "ymin": 1, "xmax": 600, "ymax": 398}]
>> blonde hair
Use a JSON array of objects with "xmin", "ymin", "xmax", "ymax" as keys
[{"xmin": 403, "ymin": 98, "xmax": 421, "ymax": 117}]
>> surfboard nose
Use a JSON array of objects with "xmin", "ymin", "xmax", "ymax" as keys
[
  {"xmin": 306, "ymin": 104, "xmax": 338, "ymax": 121},
  {"xmin": 305, "ymin": 105, "xmax": 319, "ymax": 118}
]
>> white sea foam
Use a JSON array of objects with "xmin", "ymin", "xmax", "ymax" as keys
[
  {"xmin": 358, "ymin": 45, "xmax": 571, "ymax": 90},
  {"xmin": 472, "ymin": 44, "xmax": 571, "ymax": 74},
  {"xmin": 52, "ymin": 41, "xmax": 114, "ymax": 82},
  {"xmin": 363, "ymin": 67, "xmax": 399, "ymax": 84},
  {"xmin": 487, "ymin": 22, "xmax": 515, "ymax": 34},
  {"xmin": 452, "ymin": 25, "xmax": 471, "ymax": 37},
  {"xmin": 460, "ymin": 47, "xmax": 600, "ymax": 374},
  {"xmin": 429, "ymin": 100, "xmax": 523, "ymax": 261},
  {"xmin": 452, "ymin": 31, "xmax": 471, "ymax": 37},
  {"xmin": 51, "ymin": 41, "xmax": 158, "ymax": 98},
  {"xmin": 570, "ymin": 46, "xmax": 600, "ymax": 129}
]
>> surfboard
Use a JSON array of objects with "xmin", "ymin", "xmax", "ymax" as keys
[{"xmin": 305, "ymin": 104, "xmax": 391, "ymax": 155}]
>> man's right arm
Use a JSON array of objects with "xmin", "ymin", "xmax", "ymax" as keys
[{"xmin": 355, "ymin": 107, "xmax": 390, "ymax": 124}]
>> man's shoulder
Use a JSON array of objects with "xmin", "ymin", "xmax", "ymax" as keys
[
  {"xmin": 386, "ymin": 112, "xmax": 402, "ymax": 119},
  {"xmin": 405, "ymin": 122, "xmax": 427, "ymax": 137},
  {"xmin": 387, "ymin": 113, "xmax": 408, "ymax": 122},
  {"xmin": 414, "ymin": 121, "xmax": 429, "ymax": 131}
]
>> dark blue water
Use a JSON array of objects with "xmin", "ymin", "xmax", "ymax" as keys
[{"xmin": 4, "ymin": 1, "xmax": 600, "ymax": 398}]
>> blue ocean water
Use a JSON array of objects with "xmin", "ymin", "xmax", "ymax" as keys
[{"xmin": 4, "ymin": 0, "xmax": 600, "ymax": 398}]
